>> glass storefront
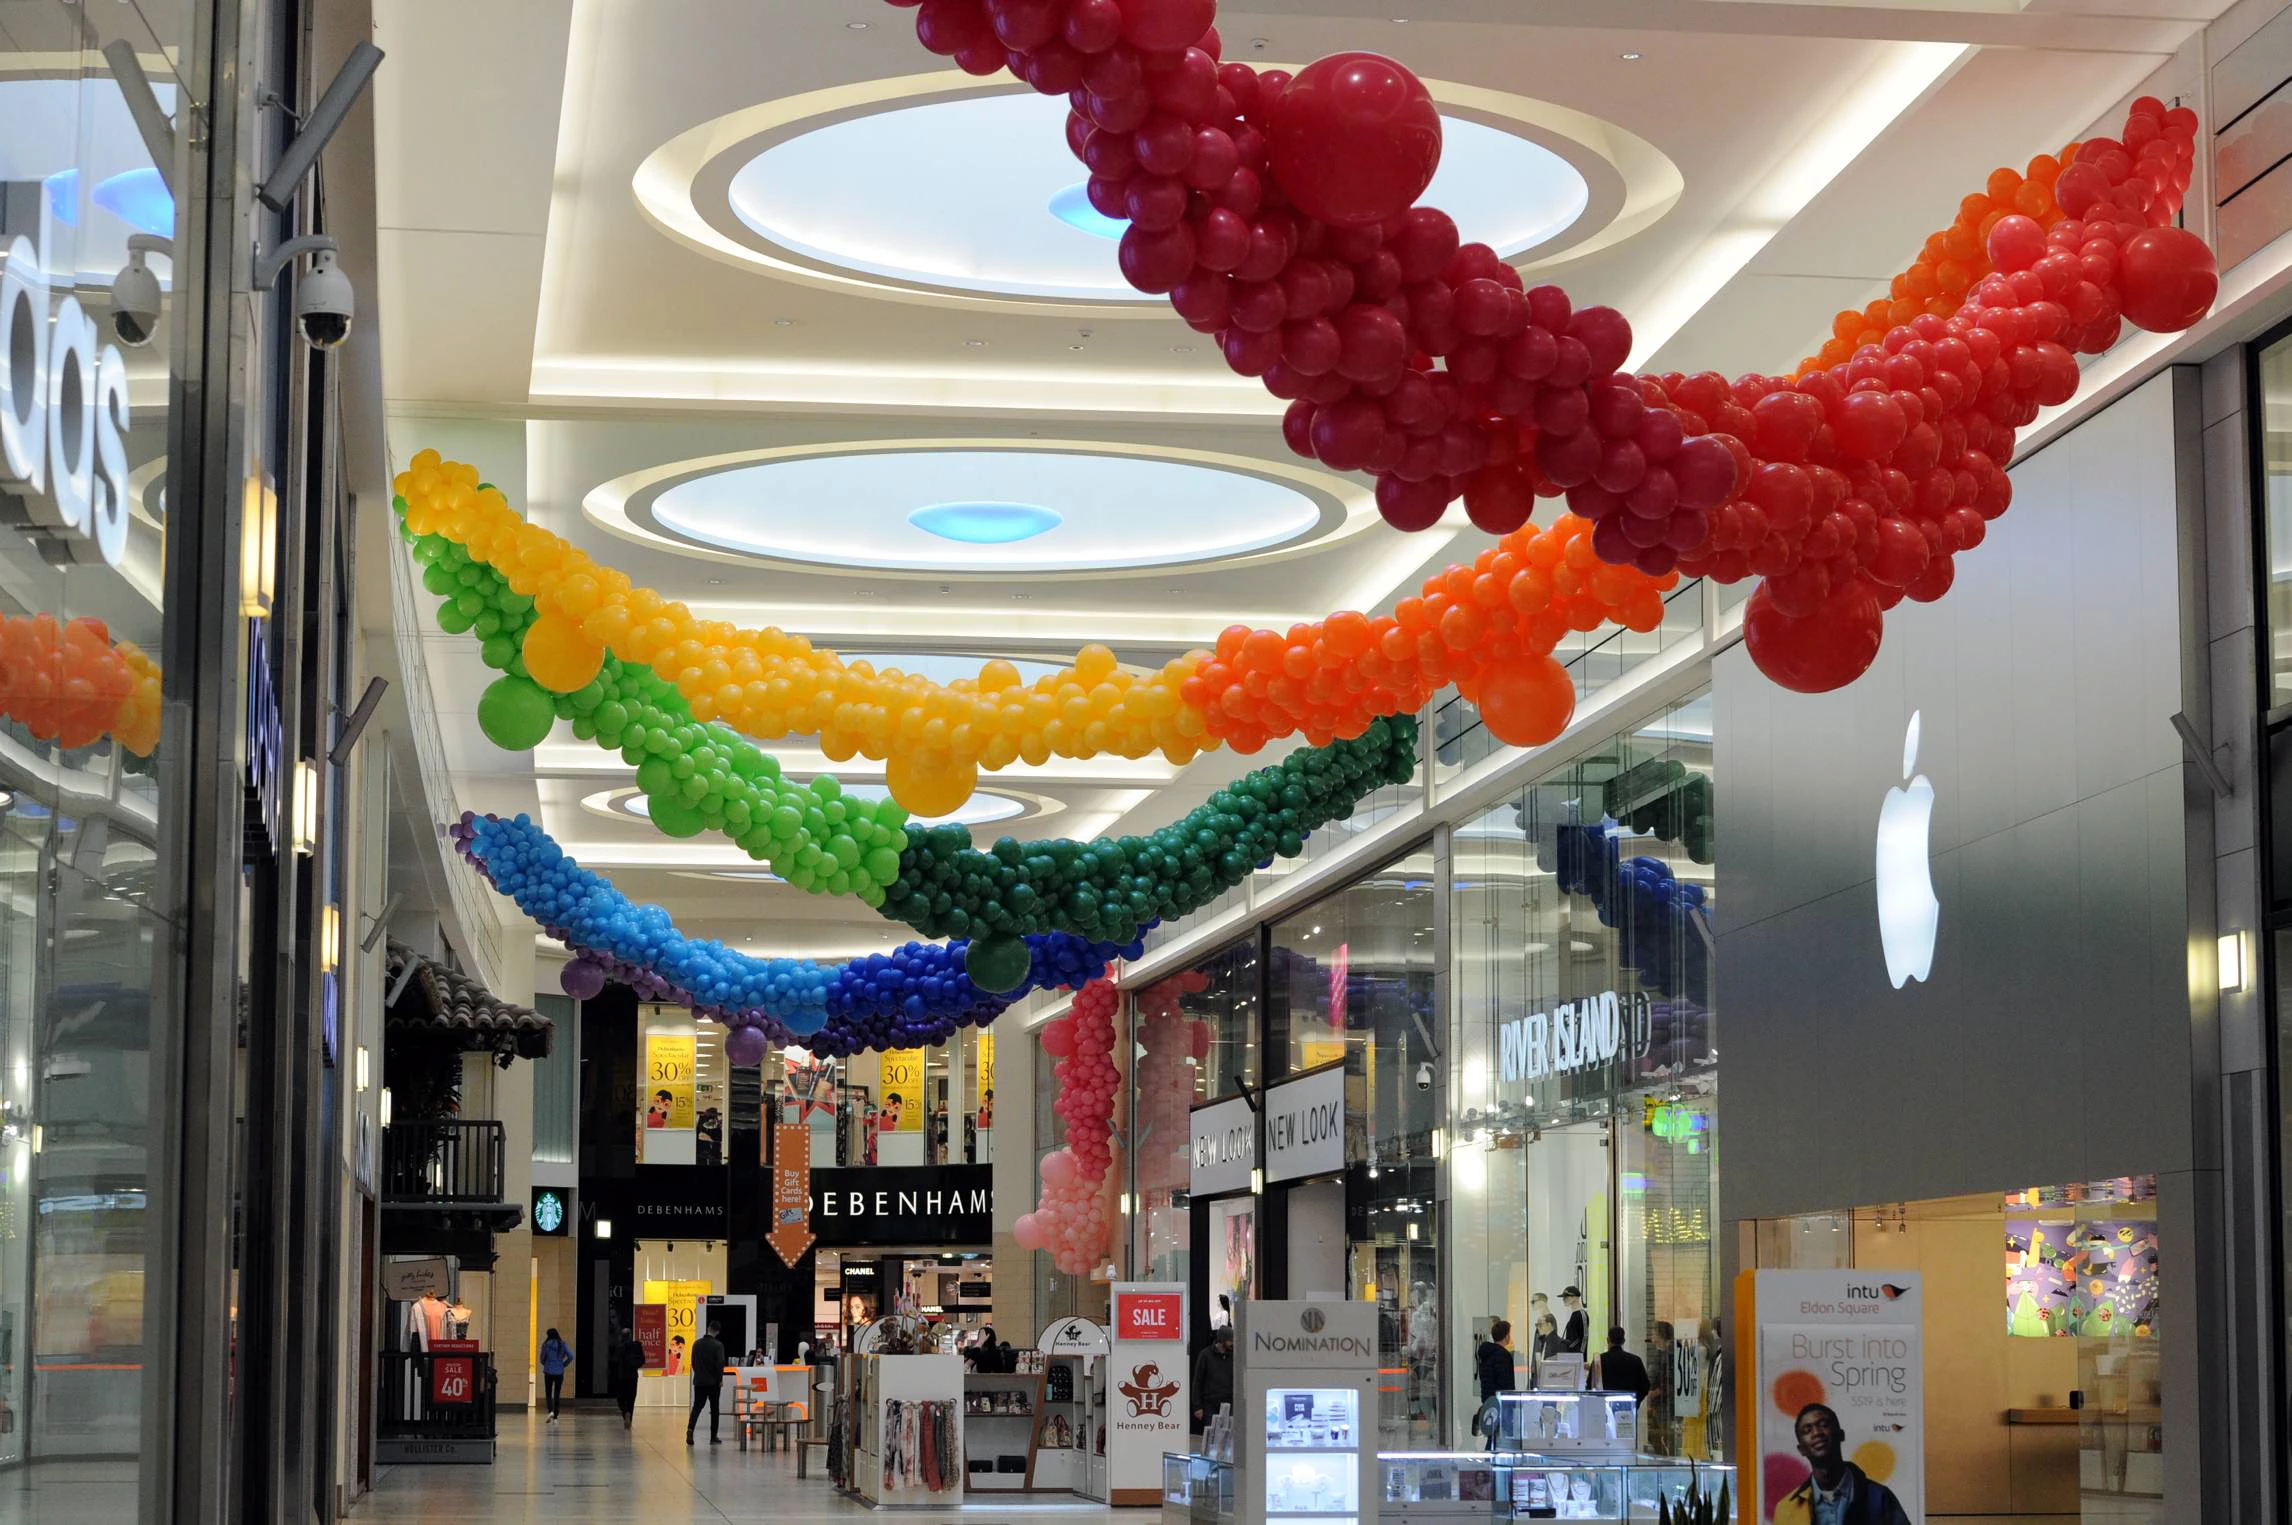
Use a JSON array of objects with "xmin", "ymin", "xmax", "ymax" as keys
[
  {"xmin": 1132, "ymin": 936, "xmax": 1258, "ymax": 1290},
  {"xmin": 1448, "ymin": 690, "xmax": 1719, "ymax": 1457},
  {"xmin": 0, "ymin": 1, "xmax": 199, "ymax": 1497}
]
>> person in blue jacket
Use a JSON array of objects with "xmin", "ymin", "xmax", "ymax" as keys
[{"xmin": 539, "ymin": 1328, "xmax": 574, "ymax": 1422}]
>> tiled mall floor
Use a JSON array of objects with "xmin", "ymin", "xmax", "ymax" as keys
[
  {"xmin": 354, "ymin": 1405, "xmax": 1125, "ymax": 1523},
  {"xmin": 340, "ymin": 1407, "xmax": 2161, "ymax": 1525}
]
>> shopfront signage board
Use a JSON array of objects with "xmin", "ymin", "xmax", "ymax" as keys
[
  {"xmin": 383, "ymin": 1257, "xmax": 451, "ymax": 1301},
  {"xmin": 1109, "ymin": 1282, "xmax": 1188, "ymax": 1504},
  {"xmin": 768, "ymin": 1120, "xmax": 815, "ymax": 1265},
  {"xmin": 0, "ymin": 224, "xmax": 134, "ymax": 569},
  {"xmin": 1192, "ymin": 1093, "xmax": 1256, "ymax": 1196},
  {"xmin": 808, "ymin": 1163, "xmax": 992, "ymax": 1247},
  {"xmin": 1497, "ymin": 990, "xmax": 1651, "ymax": 1085},
  {"xmin": 1262, "ymin": 1066, "xmax": 1346, "ymax": 1184},
  {"xmin": 1235, "ymin": 1300, "xmax": 1378, "ymax": 1525},
  {"xmin": 634, "ymin": 1303, "xmax": 667, "ymax": 1372},
  {"xmin": 531, "ymin": 1186, "xmax": 568, "ymax": 1236},
  {"xmin": 1740, "ymin": 1270, "xmax": 1925, "ymax": 1524},
  {"xmin": 428, "ymin": 1339, "xmax": 479, "ymax": 1405},
  {"xmin": 629, "ymin": 1164, "xmax": 727, "ymax": 1236}
]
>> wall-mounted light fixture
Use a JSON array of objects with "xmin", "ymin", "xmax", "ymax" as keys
[
  {"xmin": 379, "ymin": 1087, "xmax": 393, "ymax": 1127},
  {"xmin": 320, "ymin": 904, "xmax": 341, "ymax": 972},
  {"xmin": 594, "ymin": 1218, "xmax": 614, "ymax": 1240},
  {"xmin": 240, "ymin": 474, "xmax": 278, "ymax": 616},
  {"xmin": 2219, "ymin": 930, "xmax": 2248, "ymax": 994},
  {"xmin": 355, "ymin": 1045, "xmax": 370, "ymax": 1093},
  {"xmin": 291, "ymin": 760, "xmax": 319, "ymax": 855}
]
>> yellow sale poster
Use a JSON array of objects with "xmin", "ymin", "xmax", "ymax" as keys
[
  {"xmin": 645, "ymin": 1033, "xmax": 695, "ymax": 1131},
  {"xmin": 881, "ymin": 1047, "xmax": 924, "ymax": 1132},
  {"xmin": 644, "ymin": 1278, "xmax": 712, "ymax": 1372}
]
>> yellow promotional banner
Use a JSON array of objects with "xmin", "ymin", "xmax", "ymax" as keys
[
  {"xmin": 644, "ymin": 1278, "xmax": 712, "ymax": 1372},
  {"xmin": 978, "ymin": 1029, "xmax": 995, "ymax": 1096},
  {"xmin": 645, "ymin": 1033, "xmax": 695, "ymax": 1131},
  {"xmin": 881, "ymin": 1047, "xmax": 925, "ymax": 1133}
]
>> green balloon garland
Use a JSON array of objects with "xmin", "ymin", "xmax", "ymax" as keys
[{"xmin": 881, "ymin": 714, "xmax": 1419, "ymax": 946}]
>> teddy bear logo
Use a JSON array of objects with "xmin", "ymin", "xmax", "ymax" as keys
[{"xmin": 1119, "ymin": 1362, "xmax": 1180, "ymax": 1418}]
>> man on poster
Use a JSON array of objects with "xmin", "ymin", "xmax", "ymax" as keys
[{"xmin": 1775, "ymin": 1404, "xmax": 1912, "ymax": 1525}]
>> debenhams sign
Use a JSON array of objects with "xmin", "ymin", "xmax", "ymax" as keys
[{"xmin": 810, "ymin": 1164, "xmax": 993, "ymax": 1248}]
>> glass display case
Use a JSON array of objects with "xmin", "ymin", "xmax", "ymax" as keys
[
  {"xmin": 1378, "ymin": 1452, "xmax": 1505, "ymax": 1525},
  {"xmin": 1489, "ymin": 1392, "xmax": 1640, "ymax": 1454},
  {"xmin": 1263, "ymin": 1386, "xmax": 1363, "ymax": 1525},
  {"xmin": 1165, "ymin": 1451, "xmax": 1239, "ymax": 1525},
  {"xmin": 1495, "ymin": 1458, "xmax": 1735, "ymax": 1522}
]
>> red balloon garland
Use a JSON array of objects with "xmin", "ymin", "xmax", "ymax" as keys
[
  {"xmin": 889, "ymin": 0, "xmax": 2218, "ymax": 693},
  {"xmin": 1012, "ymin": 977, "xmax": 1125, "ymax": 1275}
]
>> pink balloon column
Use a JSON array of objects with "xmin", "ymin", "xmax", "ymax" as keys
[{"xmin": 1013, "ymin": 978, "xmax": 1125, "ymax": 1275}]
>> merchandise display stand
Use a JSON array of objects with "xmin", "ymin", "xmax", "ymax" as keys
[
  {"xmin": 1234, "ymin": 1299, "xmax": 1379, "ymax": 1525},
  {"xmin": 1375, "ymin": 1453, "xmax": 1504, "ymax": 1525},
  {"xmin": 963, "ymin": 1369, "xmax": 1048, "ymax": 1491},
  {"xmin": 1488, "ymin": 1393, "xmax": 1735, "ymax": 1520},
  {"xmin": 849, "ymin": 1352, "xmax": 965, "ymax": 1507},
  {"xmin": 1038, "ymin": 1315, "xmax": 1112, "ymax": 1501}
]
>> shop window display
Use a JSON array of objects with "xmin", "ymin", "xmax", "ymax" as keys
[
  {"xmin": 1132, "ymin": 937, "xmax": 1259, "ymax": 1287},
  {"xmin": 0, "ymin": 2, "xmax": 196, "ymax": 1484},
  {"xmin": 1266, "ymin": 848, "xmax": 1441, "ymax": 1446},
  {"xmin": 1448, "ymin": 691, "xmax": 1719, "ymax": 1455}
]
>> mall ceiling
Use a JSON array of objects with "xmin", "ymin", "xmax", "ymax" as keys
[{"xmin": 368, "ymin": 0, "xmax": 2226, "ymax": 964}]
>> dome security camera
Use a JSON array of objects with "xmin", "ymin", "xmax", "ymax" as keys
[
  {"xmin": 296, "ymin": 248, "xmax": 353, "ymax": 350},
  {"xmin": 109, "ymin": 235, "xmax": 172, "ymax": 348},
  {"xmin": 1415, "ymin": 1061, "xmax": 1434, "ymax": 1092}
]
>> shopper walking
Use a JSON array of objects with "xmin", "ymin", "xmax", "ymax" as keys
[
  {"xmin": 1190, "ymin": 1325, "xmax": 1233, "ymax": 1433},
  {"xmin": 687, "ymin": 1320, "xmax": 728, "ymax": 1445},
  {"xmin": 609, "ymin": 1324, "xmax": 644, "ymax": 1430},
  {"xmin": 1594, "ymin": 1327, "xmax": 1652, "ymax": 1406},
  {"xmin": 539, "ymin": 1328, "xmax": 573, "ymax": 1422},
  {"xmin": 1473, "ymin": 1319, "xmax": 1517, "ymax": 1448}
]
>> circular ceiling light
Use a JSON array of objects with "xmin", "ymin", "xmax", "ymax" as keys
[
  {"xmin": 910, "ymin": 501, "xmax": 1063, "ymax": 545},
  {"xmin": 837, "ymin": 653, "xmax": 1068, "ymax": 685},
  {"xmin": 724, "ymin": 92, "xmax": 1588, "ymax": 303},
  {"xmin": 633, "ymin": 447, "xmax": 1328, "ymax": 573}
]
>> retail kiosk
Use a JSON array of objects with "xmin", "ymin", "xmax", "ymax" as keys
[{"xmin": 1234, "ymin": 1299, "xmax": 1379, "ymax": 1525}]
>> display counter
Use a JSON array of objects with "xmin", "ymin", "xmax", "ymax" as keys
[
  {"xmin": 1377, "ymin": 1453, "xmax": 1503, "ymax": 1525},
  {"xmin": 1489, "ymin": 1392, "xmax": 1640, "ymax": 1455},
  {"xmin": 1493, "ymin": 1456, "xmax": 1734, "ymax": 1521},
  {"xmin": 963, "ymin": 1370, "xmax": 1047, "ymax": 1491},
  {"xmin": 1164, "ymin": 1451, "xmax": 1238, "ymax": 1525},
  {"xmin": 848, "ymin": 1353, "xmax": 966, "ymax": 1505}
]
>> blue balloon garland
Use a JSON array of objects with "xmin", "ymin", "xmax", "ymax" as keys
[
  {"xmin": 452, "ymin": 812, "xmax": 1143, "ymax": 1057},
  {"xmin": 1552, "ymin": 821, "xmax": 1712, "ymax": 1007}
]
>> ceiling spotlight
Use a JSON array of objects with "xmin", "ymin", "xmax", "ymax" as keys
[
  {"xmin": 773, "ymin": 318, "xmax": 795, "ymax": 327},
  {"xmin": 1619, "ymin": 51, "xmax": 1643, "ymax": 60},
  {"xmin": 1069, "ymin": 344, "xmax": 1087, "ymax": 351},
  {"xmin": 1171, "ymin": 345, "xmax": 1193, "ymax": 354},
  {"xmin": 964, "ymin": 338, "xmax": 988, "ymax": 348},
  {"xmin": 847, "ymin": 18, "xmax": 870, "ymax": 27}
]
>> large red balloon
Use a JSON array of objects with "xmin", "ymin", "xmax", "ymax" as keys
[
  {"xmin": 1116, "ymin": 0, "xmax": 1214, "ymax": 51},
  {"xmin": 1474, "ymin": 654, "xmax": 1574, "ymax": 747},
  {"xmin": 1743, "ymin": 577, "xmax": 1884, "ymax": 693},
  {"xmin": 1265, "ymin": 53, "xmax": 1442, "ymax": 228},
  {"xmin": 2117, "ymin": 226, "xmax": 2218, "ymax": 333}
]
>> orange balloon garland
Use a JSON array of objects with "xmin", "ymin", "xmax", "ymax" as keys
[{"xmin": 0, "ymin": 612, "xmax": 162, "ymax": 757}]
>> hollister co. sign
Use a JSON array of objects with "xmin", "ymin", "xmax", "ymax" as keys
[{"xmin": 810, "ymin": 1164, "xmax": 992, "ymax": 1247}]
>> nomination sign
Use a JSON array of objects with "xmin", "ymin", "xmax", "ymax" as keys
[{"xmin": 809, "ymin": 1164, "xmax": 993, "ymax": 1247}]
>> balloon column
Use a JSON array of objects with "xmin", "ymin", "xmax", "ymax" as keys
[
  {"xmin": 884, "ymin": 0, "xmax": 2217, "ymax": 693},
  {"xmin": 1550, "ymin": 822, "xmax": 1712, "ymax": 1008},
  {"xmin": 453, "ymin": 810, "xmax": 1142, "ymax": 1055},
  {"xmin": 1013, "ymin": 977, "xmax": 1125, "ymax": 1275},
  {"xmin": 0, "ymin": 613, "xmax": 162, "ymax": 756},
  {"xmin": 1132, "ymin": 968, "xmax": 1212, "ymax": 1196}
]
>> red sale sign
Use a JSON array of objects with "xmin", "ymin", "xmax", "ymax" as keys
[
  {"xmin": 429, "ymin": 1341, "xmax": 479, "ymax": 1406},
  {"xmin": 1117, "ymin": 1291, "xmax": 1183, "ymax": 1341}
]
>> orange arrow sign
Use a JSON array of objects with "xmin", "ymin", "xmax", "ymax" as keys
[{"xmin": 767, "ymin": 1120, "xmax": 815, "ymax": 1266}]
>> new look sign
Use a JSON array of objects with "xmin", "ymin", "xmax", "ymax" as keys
[
  {"xmin": 1190, "ymin": 1093, "xmax": 1255, "ymax": 1196},
  {"xmin": 1262, "ymin": 1065, "xmax": 1346, "ymax": 1184}
]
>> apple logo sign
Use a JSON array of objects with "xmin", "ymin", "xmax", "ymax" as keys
[{"xmin": 1875, "ymin": 710, "xmax": 1939, "ymax": 989}]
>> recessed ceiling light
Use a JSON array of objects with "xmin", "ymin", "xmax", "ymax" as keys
[
  {"xmin": 963, "ymin": 338, "xmax": 988, "ymax": 348},
  {"xmin": 1068, "ymin": 343, "xmax": 1087, "ymax": 351},
  {"xmin": 706, "ymin": 577, "xmax": 725, "ymax": 585},
  {"xmin": 910, "ymin": 502, "xmax": 1063, "ymax": 545},
  {"xmin": 1171, "ymin": 345, "xmax": 1193, "ymax": 354},
  {"xmin": 1619, "ymin": 51, "xmax": 1642, "ymax": 60},
  {"xmin": 773, "ymin": 318, "xmax": 794, "ymax": 327},
  {"xmin": 847, "ymin": 19, "xmax": 870, "ymax": 27}
]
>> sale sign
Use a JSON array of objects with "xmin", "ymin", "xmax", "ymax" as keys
[
  {"xmin": 429, "ymin": 1338, "xmax": 479, "ymax": 1406},
  {"xmin": 634, "ymin": 1303, "xmax": 667, "ymax": 1372},
  {"xmin": 645, "ymin": 1034, "xmax": 696, "ymax": 1130},
  {"xmin": 881, "ymin": 1047, "xmax": 924, "ymax": 1132},
  {"xmin": 1117, "ymin": 1290, "xmax": 1184, "ymax": 1341}
]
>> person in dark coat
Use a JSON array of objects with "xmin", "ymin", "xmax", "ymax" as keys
[
  {"xmin": 1594, "ymin": 1326, "xmax": 1652, "ymax": 1404},
  {"xmin": 1474, "ymin": 1320, "xmax": 1517, "ymax": 1447},
  {"xmin": 608, "ymin": 1325, "xmax": 645, "ymax": 1429},
  {"xmin": 1191, "ymin": 1325, "xmax": 1234, "ymax": 1433}
]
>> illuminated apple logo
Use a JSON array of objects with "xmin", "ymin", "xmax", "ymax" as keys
[{"xmin": 1875, "ymin": 711, "xmax": 1938, "ymax": 989}]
